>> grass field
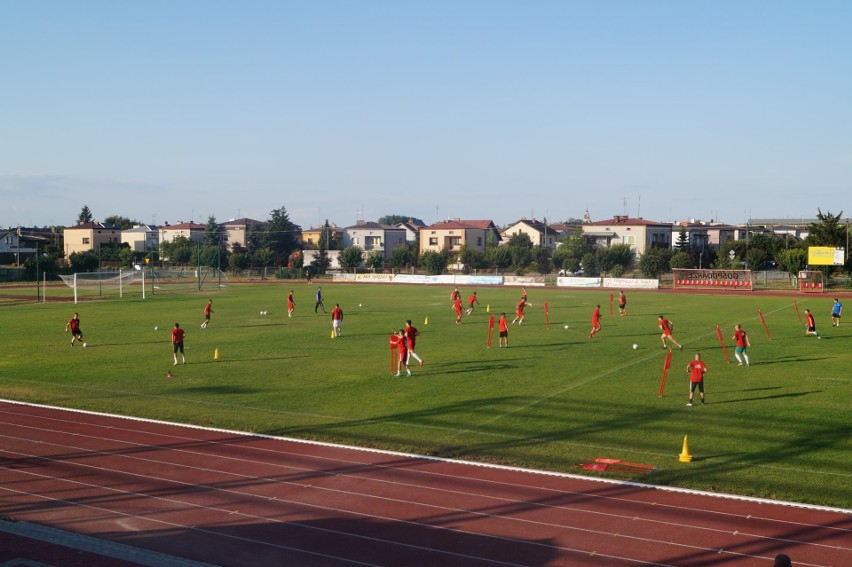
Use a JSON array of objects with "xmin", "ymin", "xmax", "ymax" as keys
[{"xmin": 2, "ymin": 282, "xmax": 850, "ymax": 509}]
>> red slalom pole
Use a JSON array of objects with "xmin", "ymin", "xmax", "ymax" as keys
[
  {"xmin": 658, "ymin": 349, "xmax": 673, "ymax": 397},
  {"xmin": 715, "ymin": 323, "xmax": 731, "ymax": 364},
  {"xmin": 757, "ymin": 308, "xmax": 772, "ymax": 340},
  {"xmin": 487, "ymin": 314, "xmax": 494, "ymax": 348},
  {"xmin": 544, "ymin": 301, "xmax": 550, "ymax": 329},
  {"xmin": 609, "ymin": 292, "xmax": 614, "ymax": 316},
  {"xmin": 793, "ymin": 299, "xmax": 802, "ymax": 323}
]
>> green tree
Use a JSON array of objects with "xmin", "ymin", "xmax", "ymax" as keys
[
  {"xmin": 77, "ymin": 205, "xmax": 93, "ymax": 224},
  {"xmin": 339, "ymin": 245, "xmax": 363, "ymax": 269},
  {"xmin": 263, "ymin": 206, "xmax": 300, "ymax": 265},
  {"xmin": 203, "ymin": 215, "xmax": 223, "ymax": 246},
  {"xmin": 228, "ymin": 252, "xmax": 247, "ymax": 271},
  {"xmin": 419, "ymin": 250, "xmax": 448, "ymax": 275},
  {"xmin": 670, "ymin": 251, "xmax": 693, "ymax": 269},
  {"xmin": 506, "ymin": 233, "xmax": 534, "ymax": 274},
  {"xmin": 160, "ymin": 235, "xmax": 195, "ymax": 264},
  {"xmin": 638, "ymin": 247, "xmax": 672, "ymax": 278},
  {"xmin": 675, "ymin": 228, "xmax": 690, "ymax": 251},
  {"xmin": 365, "ymin": 251, "xmax": 385, "ymax": 271},
  {"xmin": 806, "ymin": 209, "xmax": 846, "ymax": 246},
  {"xmin": 486, "ymin": 246, "xmax": 513, "ymax": 274},
  {"xmin": 389, "ymin": 244, "xmax": 416, "ymax": 270},
  {"xmin": 253, "ymin": 246, "xmax": 274, "ymax": 267},
  {"xmin": 104, "ymin": 215, "xmax": 139, "ymax": 230},
  {"xmin": 311, "ymin": 220, "xmax": 333, "ymax": 274},
  {"xmin": 776, "ymin": 248, "xmax": 808, "ymax": 278},
  {"xmin": 68, "ymin": 250, "xmax": 99, "ymax": 272},
  {"xmin": 377, "ymin": 214, "xmax": 425, "ymax": 226},
  {"xmin": 533, "ymin": 246, "xmax": 553, "ymax": 274},
  {"xmin": 459, "ymin": 244, "xmax": 485, "ymax": 273}
]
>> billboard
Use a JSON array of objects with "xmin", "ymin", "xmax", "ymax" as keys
[{"xmin": 807, "ymin": 246, "xmax": 845, "ymax": 266}]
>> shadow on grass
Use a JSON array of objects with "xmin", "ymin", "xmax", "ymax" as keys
[{"xmin": 711, "ymin": 390, "xmax": 820, "ymax": 404}]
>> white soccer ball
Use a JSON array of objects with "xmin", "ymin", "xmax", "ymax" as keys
[
  {"xmin": 260, "ymin": 311, "xmax": 263, "ymax": 315},
  {"xmin": 359, "ymin": 303, "xmax": 362, "ymax": 307},
  {"xmin": 82, "ymin": 342, "xmax": 88, "ymax": 348},
  {"xmin": 154, "ymin": 326, "xmax": 158, "ymax": 330},
  {"xmin": 633, "ymin": 344, "xmax": 639, "ymax": 350},
  {"xmin": 564, "ymin": 325, "xmax": 569, "ymax": 329}
]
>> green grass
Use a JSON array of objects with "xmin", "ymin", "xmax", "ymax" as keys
[{"xmin": 2, "ymin": 282, "xmax": 850, "ymax": 509}]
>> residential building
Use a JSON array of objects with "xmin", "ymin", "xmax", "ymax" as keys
[
  {"xmin": 583, "ymin": 215, "xmax": 672, "ymax": 255},
  {"xmin": 343, "ymin": 221, "xmax": 407, "ymax": 259},
  {"xmin": 63, "ymin": 221, "xmax": 122, "ymax": 258},
  {"xmin": 222, "ymin": 218, "xmax": 266, "ymax": 250},
  {"xmin": 301, "ymin": 223, "xmax": 343, "ymax": 249},
  {"xmin": 419, "ymin": 219, "xmax": 501, "ymax": 256},
  {"xmin": 121, "ymin": 225, "xmax": 159, "ymax": 254},
  {"xmin": 395, "ymin": 219, "xmax": 426, "ymax": 246},
  {"xmin": 158, "ymin": 222, "xmax": 206, "ymax": 247},
  {"xmin": 501, "ymin": 218, "xmax": 561, "ymax": 249}
]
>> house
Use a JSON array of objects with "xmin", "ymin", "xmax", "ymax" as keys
[
  {"xmin": 0, "ymin": 227, "xmax": 55, "ymax": 264},
  {"xmin": 63, "ymin": 221, "xmax": 122, "ymax": 258},
  {"xmin": 342, "ymin": 221, "xmax": 407, "ymax": 259},
  {"xmin": 158, "ymin": 222, "xmax": 206, "ymax": 247},
  {"xmin": 221, "ymin": 218, "xmax": 266, "ymax": 250},
  {"xmin": 300, "ymin": 223, "xmax": 344, "ymax": 249},
  {"xmin": 395, "ymin": 219, "xmax": 426, "ymax": 246},
  {"xmin": 501, "ymin": 218, "xmax": 561, "ymax": 249},
  {"xmin": 419, "ymin": 219, "xmax": 501, "ymax": 256},
  {"xmin": 583, "ymin": 215, "xmax": 672, "ymax": 255},
  {"xmin": 121, "ymin": 225, "xmax": 159, "ymax": 254}
]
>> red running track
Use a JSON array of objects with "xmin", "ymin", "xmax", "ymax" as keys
[{"xmin": 1, "ymin": 400, "xmax": 849, "ymax": 567}]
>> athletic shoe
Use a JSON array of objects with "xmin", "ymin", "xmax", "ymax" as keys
[
  {"xmin": 395, "ymin": 373, "xmax": 400, "ymax": 377},
  {"xmin": 686, "ymin": 402, "xmax": 693, "ymax": 407},
  {"xmin": 678, "ymin": 345, "xmax": 683, "ymax": 350},
  {"xmin": 419, "ymin": 360, "xmax": 423, "ymax": 367},
  {"xmin": 738, "ymin": 362, "xmax": 743, "ymax": 366},
  {"xmin": 407, "ymin": 370, "xmax": 412, "ymax": 376},
  {"xmin": 174, "ymin": 361, "xmax": 178, "ymax": 366},
  {"xmin": 700, "ymin": 400, "xmax": 705, "ymax": 405}
]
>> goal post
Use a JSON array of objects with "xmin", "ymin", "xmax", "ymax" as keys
[
  {"xmin": 798, "ymin": 270, "xmax": 825, "ymax": 293},
  {"xmin": 59, "ymin": 270, "xmax": 146, "ymax": 304},
  {"xmin": 672, "ymin": 269, "xmax": 754, "ymax": 291}
]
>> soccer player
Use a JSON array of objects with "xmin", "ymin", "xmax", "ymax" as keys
[
  {"xmin": 331, "ymin": 303, "xmax": 343, "ymax": 336},
  {"xmin": 498, "ymin": 312, "xmax": 509, "ymax": 348},
  {"xmin": 686, "ymin": 352, "xmax": 707, "ymax": 406},
  {"xmin": 831, "ymin": 298, "xmax": 842, "ymax": 326},
  {"xmin": 65, "ymin": 312, "xmax": 84, "ymax": 346},
  {"xmin": 315, "ymin": 287, "xmax": 326, "ymax": 314},
  {"xmin": 171, "ymin": 323, "xmax": 186, "ymax": 365},
  {"xmin": 287, "ymin": 290, "xmax": 295, "ymax": 317},
  {"xmin": 618, "ymin": 291, "xmax": 627, "ymax": 316},
  {"xmin": 450, "ymin": 287, "xmax": 461, "ymax": 302},
  {"xmin": 805, "ymin": 308, "xmax": 820, "ymax": 338},
  {"xmin": 658, "ymin": 315, "xmax": 683, "ymax": 350},
  {"xmin": 395, "ymin": 329, "xmax": 411, "ymax": 376},
  {"xmin": 389, "ymin": 328, "xmax": 400, "ymax": 373},
  {"xmin": 404, "ymin": 320, "xmax": 423, "ymax": 367},
  {"xmin": 732, "ymin": 324, "xmax": 751, "ymax": 366},
  {"xmin": 589, "ymin": 304, "xmax": 602, "ymax": 338},
  {"xmin": 453, "ymin": 296, "xmax": 463, "ymax": 325},
  {"xmin": 512, "ymin": 297, "xmax": 532, "ymax": 326},
  {"xmin": 465, "ymin": 291, "xmax": 480, "ymax": 316},
  {"xmin": 201, "ymin": 299, "xmax": 213, "ymax": 329}
]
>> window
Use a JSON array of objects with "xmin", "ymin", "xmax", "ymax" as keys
[
  {"xmin": 429, "ymin": 237, "xmax": 438, "ymax": 246},
  {"xmin": 622, "ymin": 235, "xmax": 635, "ymax": 245},
  {"xmin": 450, "ymin": 236, "xmax": 461, "ymax": 247},
  {"xmin": 82, "ymin": 238, "xmax": 90, "ymax": 244},
  {"xmin": 477, "ymin": 237, "xmax": 482, "ymax": 246}
]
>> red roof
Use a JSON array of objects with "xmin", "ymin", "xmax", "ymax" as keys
[
  {"xmin": 585, "ymin": 216, "xmax": 668, "ymax": 227},
  {"xmin": 422, "ymin": 219, "xmax": 496, "ymax": 230}
]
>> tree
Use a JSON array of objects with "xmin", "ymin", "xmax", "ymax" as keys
[
  {"xmin": 806, "ymin": 209, "xmax": 846, "ymax": 246},
  {"xmin": 458, "ymin": 244, "xmax": 485, "ymax": 273},
  {"xmin": 670, "ymin": 251, "xmax": 693, "ymax": 269},
  {"xmin": 486, "ymin": 246, "xmax": 512, "ymax": 274},
  {"xmin": 638, "ymin": 247, "xmax": 672, "ymax": 278},
  {"xmin": 419, "ymin": 250, "xmax": 449, "ymax": 275},
  {"xmin": 77, "ymin": 205, "xmax": 93, "ymax": 224},
  {"xmin": 253, "ymin": 246, "xmax": 274, "ymax": 267},
  {"xmin": 389, "ymin": 244, "xmax": 416, "ymax": 270},
  {"xmin": 311, "ymin": 220, "xmax": 332, "ymax": 274},
  {"xmin": 68, "ymin": 250, "xmax": 99, "ymax": 272},
  {"xmin": 377, "ymin": 214, "xmax": 425, "ymax": 226},
  {"xmin": 160, "ymin": 235, "xmax": 195, "ymax": 264},
  {"xmin": 104, "ymin": 215, "xmax": 139, "ymax": 230},
  {"xmin": 339, "ymin": 245, "xmax": 363, "ymax": 269},
  {"xmin": 203, "ymin": 215, "xmax": 223, "ymax": 246},
  {"xmin": 533, "ymin": 246, "xmax": 553, "ymax": 275},
  {"xmin": 776, "ymin": 248, "xmax": 807, "ymax": 278},
  {"xmin": 263, "ymin": 206, "xmax": 300, "ymax": 265},
  {"xmin": 365, "ymin": 251, "xmax": 384, "ymax": 271},
  {"xmin": 506, "ymin": 232, "xmax": 534, "ymax": 274}
]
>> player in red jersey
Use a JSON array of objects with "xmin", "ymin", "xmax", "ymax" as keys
[
  {"xmin": 287, "ymin": 290, "xmax": 295, "ymax": 317},
  {"xmin": 732, "ymin": 324, "xmax": 751, "ymax": 366},
  {"xmin": 201, "ymin": 299, "xmax": 213, "ymax": 329},
  {"xmin": 686, "ymin": 352, "xmax": 707, "ymax": 406},
  {"xmin": 171, "ymin": 323, "xmax": 186, "ymax": 365},
  {"xmin": 465, "ymin": 292, "xmax": 480, "ymax": 316},
  {"xmin": 450, "ymin": 287, "xmax": 461, "ymax": 302},
  {"xmin": 453, "ymin": 297, "xmax": 463, "ymax": 325},
  {"xmin": 658, "ymin": 315, "xmax": 683, "ymax": 349},
  {"xmin": 498, "ymin": 312, "xmax": 509, "ymax": 348},
  {"xmin": 65, "ymin": 312, "xmax": 84, "ymax": 346},
  {"xmin": 589, "ymin": 304, "xmax": 602, "ymax": 338},
  {"xmin": 404, "ymin": 320, "xmax": 423, "ymax": 367},
  {"xmin": 512, "ymin": 298, "xmax": 532, "ymax": 326},
  {"xmin": 805, "ymin": 308, "xmax": 820, "ymax": 338},
  {"xmin": 331, "ymin": 304, "xmax": 343, "ymax": 337},
  {"xmin": 395, "ymin": 329, "xmax": 411, "ymax": 376},
  {"xmin": 618, "ymin": 291, "xmax": 627, "ymax": 316}
]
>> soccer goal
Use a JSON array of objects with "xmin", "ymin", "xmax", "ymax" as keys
[
  {"xmin": 798, "ymin": 270, "xmax": 825, "ymax": 293},
  {"xmin": 59, "ymin": 269, "xmax": 146, "ymax": 304},
  {"xmin": 150, "ymin": 267, "xmax": 229, "ymax": 293}
]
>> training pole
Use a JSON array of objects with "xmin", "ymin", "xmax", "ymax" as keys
[
  {"xmin": 487, "ymin": 314, "xmax": 494, "ymax": 348},
  {"xmin": 609, "ymin": 292, "xmax": 613, "ymax": 316},
  {"xmin": 757, "ymin": 308, "xmax": 772, "ymax": 340},
  {"xmin": 793, "ymin": 298, "xmax": 802, "ymax": 323},
  {"xmin": 658, "ymin": 349, "xmax": 673, "ymax": 397},
  {"xmin": 544, "ymin": 301, "xmax": 550, "ymax": 329},
  {"xmin": 715, "ymin": 324, "xmax": 731, "ymax": 363}
]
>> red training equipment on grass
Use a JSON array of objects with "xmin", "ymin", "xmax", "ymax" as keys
[
  {"xmin": 658, "ymin": 349, "xmax": 673, "ymax": 397},
  {"xmin": 715, "ymin": 323, "xmax": 730, "ymax": 364},
  {"xmin": 757, "ymin": 308, "xmax": 772, "ymax": 340}
]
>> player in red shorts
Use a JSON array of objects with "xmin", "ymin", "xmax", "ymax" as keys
[
  {"xmin": 453, "ymin": 296, "xmax": 463, "ymax": 325},
  {"xmin": 805, "ymin": 308, "xmax": 820, "ymax": 338},
  {"xmin": 658, "ymin": 315, "xmax": 683, "ymax": 349},
  {"xmin": 512, "ymin": 298, "xmax": 532, "ymax": 326},
  {"xmin": 395, "ymin": 329, "xmax": 411, "ymax": 376},
  {"xmin": 618, "ymin": 291, "xmax": 627, "ymax": 316},
  {"xmin": 589, "ymin": 304, "xmax": 602, "ymax": 338},
  {"xmin": 498, "ymin": 312, "xmax": 509, "ymax": 347},
  {"xmin": 287, "ymin": 290, "xmax": 295, "ymax": 317},
  {"xmin": 404, "ymin": 320, "xmax": 423, "ymax": 367},
  {"xmin": 201, "ymin": 299, "xmax": 213, "ymax": 329}
]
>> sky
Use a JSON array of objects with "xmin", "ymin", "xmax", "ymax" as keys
[{"xmin": 2, "ymin": 1, "xmax": 851, "ymax": 230}]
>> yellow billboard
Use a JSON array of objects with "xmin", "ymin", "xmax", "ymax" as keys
[{"xmin": 808, "ymin": 246, "xmax": 845, "ymax": 266}]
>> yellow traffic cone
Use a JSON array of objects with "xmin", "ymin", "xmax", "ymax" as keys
[
  {"xmin": 330, "ymin": 329, "xmax": 335, "ymax": 339},
  {"xmin": 424, "ymin": 316, "xmax": 429, "ymax": 325},
  {"xmin": 214, "ymin": 347, "xmax": 219, "ymax": 360},
  {"xmin": 486, "ymin": 304, "xmax": 490, "ymax": 312},
  {"xmin": 679, "ymin": 435, "xmax": 692, "ymax": 463}
]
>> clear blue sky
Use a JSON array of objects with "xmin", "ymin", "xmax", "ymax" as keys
[{"xmin": 2, "ymin": 0, "xmax": 850, "ymax": 230}]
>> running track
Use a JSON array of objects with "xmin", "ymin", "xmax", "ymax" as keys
[{"xmin": 1, "ymin": 401, "xmax": 849, "ymax": 566}]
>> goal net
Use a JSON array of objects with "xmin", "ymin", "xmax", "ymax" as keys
[
  {"xmin": 59, "ymin": 270, "xmax": 146, "ymax": 303},
  {"xmin": 798, "ymin": 270, "xmax": 825, "ymax": 293},
  {"xmin": 150, "ymin": 267, "xmax": 229, "ymax": 293}
]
